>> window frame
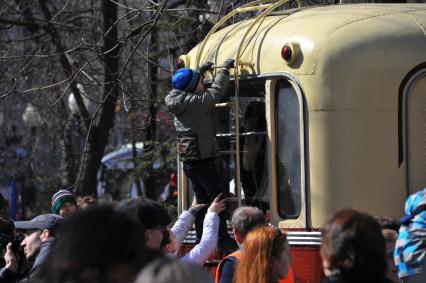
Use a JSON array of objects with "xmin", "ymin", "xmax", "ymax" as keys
[
  {"xmin": 401, "ymin": 66, "xmax": 426, "ymax": 196},
  {"xmin": 274, "ymin": 79, "xmax": 305, "ymax": 220}
]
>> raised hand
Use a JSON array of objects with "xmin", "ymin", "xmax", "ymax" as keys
[
  {"xmin": 199, "ymin": 61, "xmax": 214, "ymax": 75},
  {"xmin": 223, "ymin": 59, "xmax": 235, "ymax": 70},
  {"xmin": 207, "ymin": 193, "xmax": 226, "ymax": 214},
  {"xmin": 4, "ymin": 243, "xmax": 18, "ymax": 273},
  {"xmin": 190, "ymin": 196, "xmax": 208, "ymax": 212}
]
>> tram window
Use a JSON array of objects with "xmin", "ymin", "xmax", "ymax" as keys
[
  {"xmin": 276, "ymin": 80, "xmax": 302, "ymax": 219},
  {"xmin": 212, "ymin": 79, "xmax": 269, "ymax": 212},
  {"xmin": 405, "ymin": 73, "xmax": 426, "ymax": 194}
]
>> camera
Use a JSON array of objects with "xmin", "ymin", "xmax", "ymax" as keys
[{"xmin": 0, "ymin": 233, "xmax": 24, "ymax": 253}]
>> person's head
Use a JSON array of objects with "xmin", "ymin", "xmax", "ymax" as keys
[
  {"xmin": 235, "ymin": 225, "xmax": 290, "ymax": 283},
  {"xmin": 39, "ymin": 205, "xmax": 146, "ymax": 283},
  {"xmin": 115, "ymin": 198, "xmax": 171, "ymax": 250},
  {"xmin": 14, "ymin": 214, "xmax": 63, "ymax": 260},
  {"xmin": 375, "ymin": 215, "xmax": 400, "ymax": 231},
  {"xmin": 375, "ymin": 216, "xmax": 399, "ymax": 283},
  {"xmin": 51, "ymin": 189, "xmax": 77, "ymax": 217},
  {"xmin": 135, "ymin": 257, "xmax": 213, "ymax": 283},
  {"xmin": 320, "ymin": 209, "xmax": 386, "ymax": 283},
  {"xmin": 231, "ymin": 206, "xmax": 267, "ymax": 246},
  {"xmin": 244, "ymin": 101, "xmax": 266, "ymax": 131},
  {"xmin": 172, "ymin": 68, "xmax": 203, "ymax": 94},
  {"xmin": 77, "ymin": 195, "xmax": 97, "ymax": 209},
  {"xmin": 162, "ymin": 228, "xmax": 179, "ymax": 254}
]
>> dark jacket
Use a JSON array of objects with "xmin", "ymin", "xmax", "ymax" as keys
[
  {"xmin": 165, "ymin": 69, "xmax": 230, "ymax": 161},
  {"xmin": 320, "ymin": 273, "xmax": 394, "ymax": 283},
  {"xmin": 0, "ymin": 266, "xmax": 17, "ymax": 283},
  {"xmin": 19, "ymin": 238, "xmax": 54, "ymax": 283}
]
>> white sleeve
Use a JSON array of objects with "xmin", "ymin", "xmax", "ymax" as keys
[
  {"xmin": 171, "ymin": 210, "xmax": 196, "ymax": 247},
  {"xmin": 180, "ymin": 211, "xmax": 219, "ymax": 265}
]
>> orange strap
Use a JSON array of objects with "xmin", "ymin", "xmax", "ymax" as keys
[{"xmin": 215, "ymin": 251, "xmax": 241, "ymax": 283}]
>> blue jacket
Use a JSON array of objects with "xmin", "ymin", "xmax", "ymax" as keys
[{"xmin": 394, "ymin": 188, "xmax": 426, "ymax": 278}]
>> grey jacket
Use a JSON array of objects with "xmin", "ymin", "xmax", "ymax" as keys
[{"xmin": 165, "ymin": 69, "xmax": 230, "ymax": 161}]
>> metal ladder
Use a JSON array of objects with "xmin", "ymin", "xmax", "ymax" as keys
[{"xmin": 195, "ymin": 0, "xmax": 301, "ymax": 207}]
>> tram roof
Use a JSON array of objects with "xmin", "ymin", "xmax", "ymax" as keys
[{"xmin": 184, "ymin": 4, "xmax": 426, "ymax": 79}]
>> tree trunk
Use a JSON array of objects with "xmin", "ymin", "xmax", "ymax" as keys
[
  {"xmin": 77, "ymin": 0, "xmax": 119, "ymax": 196},
  {"xmin": 145, "ymin": 23, "xmax": 158, "ymax": 143},
  {"xmin": 143, "ymin": 7, "xmax": 159, "ymax": 199}
]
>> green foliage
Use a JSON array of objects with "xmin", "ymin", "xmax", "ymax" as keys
[{"xmin": 128, "ymin": 139, "xmax": 177, "ymax": 198}]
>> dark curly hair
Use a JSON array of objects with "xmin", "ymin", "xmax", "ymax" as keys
[
  {"xmin": 39, "ymin": 205, "xmax": 147, "ymax": 283},
  {"xmin": 320, "ymin": 209, "xmax": 387, "ymax": 283}
]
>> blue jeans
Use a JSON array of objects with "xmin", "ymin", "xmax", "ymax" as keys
[{"xmin": 183, "ymin": 157, "xmax": 229, "ymax": 241}]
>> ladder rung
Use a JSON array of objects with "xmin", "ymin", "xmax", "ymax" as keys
[
  {"xmin": 219, "ymin": 150, "xmax": 236, "ymax": 155},
  {"xmin": 216, "ymin": 131, "xmax": 267, "ymax": 138},
  {"xmin": 215, "ymin": 102, "xmax": 235, "ymax": 108}
]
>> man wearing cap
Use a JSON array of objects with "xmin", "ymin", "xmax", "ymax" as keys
[
  {"xmin": 2, "ymin": 214, "xmax": 63, "ymax": 282},
  {"xmin": 116, "ymin": 198, "xmax": 171, "ymax": 251},
  {"xmin": 165, "ymin": 59, "xmax": 236, "ymax": 251},
  {"xmin": 51, "ymin": 189, "xmax": 77, "ymax": 218}
]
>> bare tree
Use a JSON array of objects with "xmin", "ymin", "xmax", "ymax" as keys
[{"xmin": 0, "ymin": 0, "xmax": 252, "ymax": 210}]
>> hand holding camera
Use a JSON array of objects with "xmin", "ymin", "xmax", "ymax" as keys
[{"xmin": 4, "ymin": 243, "xmax": 18, "ymax": 273}]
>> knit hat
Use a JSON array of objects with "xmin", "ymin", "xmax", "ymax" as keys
[
  {"xmin": 52, "ymin": 189, "xmax": 77, "ymax": 215},
  {"xmin": 172, "ymin": 68, "xmax": 200, "ymax": 92}
]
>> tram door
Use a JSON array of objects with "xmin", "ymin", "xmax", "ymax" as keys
[{"xmin": 183, "ymin": 78, "xmax": 271, "ymax": 215}]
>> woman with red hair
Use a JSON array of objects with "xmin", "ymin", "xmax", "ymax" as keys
[{"xmin": 234, "ymin": 225, "xmax": 291, "ymax": 283}]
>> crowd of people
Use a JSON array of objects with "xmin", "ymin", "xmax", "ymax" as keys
[
  {"xmin": 0, "ymin": 187, "xmax": 422, "ymax": 283},
  {"xmin": 0, "ymin": 61, "xmax": 425, "ymax": 283}
]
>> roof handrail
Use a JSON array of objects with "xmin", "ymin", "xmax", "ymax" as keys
[{"xmin": 195, "ymin": 0, "xmax": 279, "ymax": 69}]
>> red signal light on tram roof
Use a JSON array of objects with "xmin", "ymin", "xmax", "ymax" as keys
[
  {"xmin": 281, "ymin": 45, "xmax": 292, "ymax": 62},
  {"xmin": 175, "ymin": 58, "xmax": 185, "ymax": 70}
]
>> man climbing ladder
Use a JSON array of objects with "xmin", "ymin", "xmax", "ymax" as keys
[{"xmin": 165, "ymin": 59, "xmax": 237, "ymax": 251}]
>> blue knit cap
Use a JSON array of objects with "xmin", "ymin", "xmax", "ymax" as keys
[{"xmin": 172, "ymin": 68, "xmax": 200, "ymax": 92}]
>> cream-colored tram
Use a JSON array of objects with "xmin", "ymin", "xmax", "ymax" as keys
[{"xmin": 174, "ymin": 1, "xmax": 426, "ymax": 282}]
